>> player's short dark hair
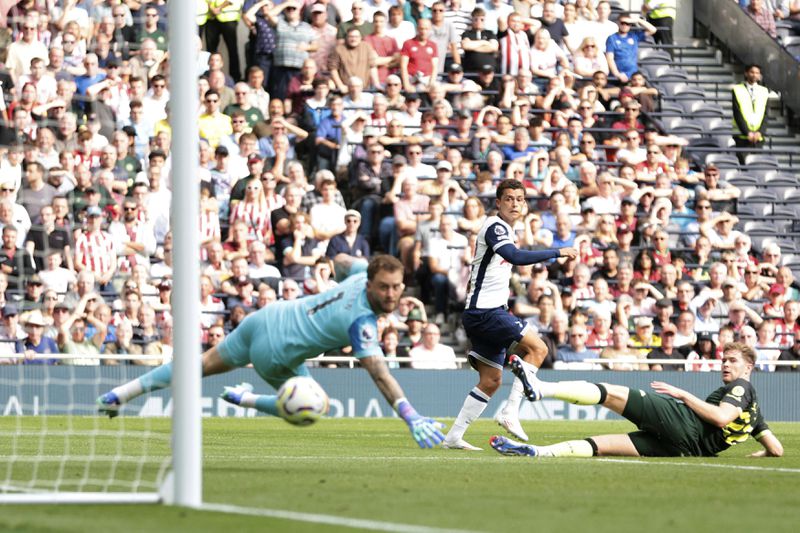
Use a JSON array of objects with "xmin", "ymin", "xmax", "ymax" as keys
[
  {"xmin": 723, "ymin": 342, "xmax": 756, "ymax": 365},
  {"xmin": 367, "ymin": 255, "xmax": 404, "ymax": 281},
  {"xmin": 496, "ymin": 178, "xmax": 524, "ymax": 200}
]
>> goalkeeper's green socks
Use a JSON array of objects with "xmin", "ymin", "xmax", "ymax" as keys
[
  {"xmin": 538, "ymin": 381, "xmax": 607, "ymax": 405},
  {"xmin": 111, "ymin": 363, "xmax": 173, "ymax": 403}
]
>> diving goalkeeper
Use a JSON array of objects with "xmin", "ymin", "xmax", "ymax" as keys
[{"xmin": 97, "ymin": 255, "xmax": 446, "ymax": 449}]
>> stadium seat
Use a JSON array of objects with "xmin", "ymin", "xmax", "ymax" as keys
[
  {"xmin": 654, "ymin": 66, "xmax": 690, "ymax": 81},
  {"xmin": 727, "ymin": 174, "xmax": 759, "ymax": 187},
  {"xmin": 744, "ymin": 153, "xmax": 781, "ymax": 169},
  {"xmin": 689, "ymin": 102, "xmax": 726, "ymax": 117},
  {"xmin": 639, "ymin": 48, "xmax": 672, "ymax": 64},
  {"xmin": 705, "ymin": 153, "xmax": 740, "ymax": 168},
  {"xmin": 765, "ymin": 171, "xmax": 799, "ymax": 186},
  {"xmin": 658, "ymin": 102, "xmax": 686, "ymax": 115}
]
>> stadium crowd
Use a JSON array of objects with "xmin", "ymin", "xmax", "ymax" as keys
[{"xmin": 0, "ymin": 0, "xmax": 798, "ymax": 372}]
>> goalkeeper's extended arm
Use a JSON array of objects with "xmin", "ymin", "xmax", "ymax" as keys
[{"xmin": 361, "ymin": 355, "xmax": 445, "ymax": 448}]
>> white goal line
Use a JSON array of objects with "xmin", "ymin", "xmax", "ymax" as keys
[
  {"xmin": 202, "ymin": 502, "xmax": 484, "ymax": 533},
  {"xmin": 595, "ymin": 457, "xmax": 800, "ymax": 474}
]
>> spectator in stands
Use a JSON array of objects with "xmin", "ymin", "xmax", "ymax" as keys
[
  {"xmin": 731, "ymin": 63, "xmax": 769, "ymax": 162},
  {"xmin": 747, "ymin": 0, "xmax": 778, "ymax": 37},
  {"xmin": 647, "ymin": 323, "xmax": 683, "ymax": 371},
  {"xmin": 598, "ymin": 324, "xmax": 640, "ymax": 371},
  {"xmin": 556, "ymin": 323, "xmax": 595, "ymax": 367},
  {"xmin": 265, "ymin": 1, "xmax": 318, "ymax": 100},
  {"xmin": 408, "ymin": 323, "xmax": 457, "ymax": 369},
  {"xmin": 329, "ymin": 29, "xmax": 379, "ymax": 93},
  {"xmin": 400, "ymin": 18, "xmax": 437, "ymax": 92},
  {"xmin": 642, "ymin": 1, "xmax": 676, "ymax": 46},
  {"xmin": 605, "ymin": 12, "xmax": 656, "ymax": 83},
  {"xmin": 14, "ymin": 310, "xmax": 57, "ymax": 365}
]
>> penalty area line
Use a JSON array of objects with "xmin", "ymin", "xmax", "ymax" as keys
[
  {"xmin": 202, "ymin": 502, "xmax": 483, "ymax": 533},
  {"xmin": 596, "ymin": 458, "xmax": 800, "ymax": 474}
]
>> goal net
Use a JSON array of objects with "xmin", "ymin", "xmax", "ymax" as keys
[{"xmin": 0, "ymin": 355, "xmax": 171, "ymax": 503}]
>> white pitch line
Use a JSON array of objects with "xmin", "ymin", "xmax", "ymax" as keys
[
  {"xmin": 596, "ymin": 457, "xmax": 800, "ymax": 474},
  {"xmin": 203, "ymin": 502, "xmax": 483, "ymax": 533}
]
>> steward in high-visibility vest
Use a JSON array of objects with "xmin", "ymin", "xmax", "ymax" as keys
[
  {"xmin": 197, "ymin": 0, "xmax": 210, "ymax": 26},
  {"xmin": 731, "ymin": 64, "xmax": 769, "ymax": 162},
  {"xmin": 205, "ymin": 0, "xmax": 244, "ymax": 81},
  {"xmin": 642, "ymin": 0, "xmax": 676, "ymax": 45}
]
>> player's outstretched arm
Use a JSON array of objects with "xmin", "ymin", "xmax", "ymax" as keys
[
  {"xmin": 495, "ymin": 244, "xmax": 578, "ymax": 267},
  {"xmin": 360, "ymin": 355, "xmax": 445, "ymax": 448},
  {"xmin": 651, "ymin": 381, "xmax": 739, "ymax": 428},
  {"xmin": 751, "ymin": 431, "xmax": 783, "ymax": 457}
]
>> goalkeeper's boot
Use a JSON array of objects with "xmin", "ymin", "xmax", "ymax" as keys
[
  {"xmin": 490, "ymin": 435, "xmax": 538, "ymax": 457},
  {"xmin": 494, "ymin": 411, "xmax": 529, "ymax": 442},
  {"xmin": 507, "ymin": 354, "xmax": 542, "ymax": 402},
  {"xmin": 96, "ymin": 392, "xmax": 121, "ymax": 419},
  {"xmin": 441, "ymin": 436, "xmax": 482, "ymax": 451},
  {"xmin": 220, "ymin": 382, "xmax": 254, "ymax": 406}
]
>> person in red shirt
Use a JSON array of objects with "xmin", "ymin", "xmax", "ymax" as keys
[
  {"xmin": 400, "ymin": 18, "xmax": 438, "ymax": 93},
  {"xmin": 611, "ymin": 100, "xmax": 645, "ymax": 131},
  {"xmin": 365, "ymin": 11, "xmax": 400, "ymax": 85}
]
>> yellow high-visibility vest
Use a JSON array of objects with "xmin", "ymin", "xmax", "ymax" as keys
[
  {"xmin": 645, "ymin": 0, "xmax": 677, "ymax": 19},
  {"xmin": 732, "ymin": 83, "xmax": 769, "ymax": 135},
  {"xmin": 210, "ymin": 0, "xmax": 243, "ymax": 23},
  {"xmin": 197, "ymin": 0, "xmax": 210, "ymax": 25}
]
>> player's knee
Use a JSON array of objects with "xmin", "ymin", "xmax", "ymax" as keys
[{"xmin": 478, "ymin": 373, "xmax": 502, "ymax": 396}]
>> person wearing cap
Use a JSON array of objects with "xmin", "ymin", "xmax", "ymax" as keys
[
  {"xmin": 763, "ymin": 283, "xmax": 787, "ymax": 319},
  {"xmin": 19, "ymin": 273, "xmax": 44, "ymax": 312},
  {"xmin": 326, "ymin": 209, "xmax": 371, "ymax": 272},
  {"xmin": 419, "ymin": 159, "xmax": 467, "ymax": 202},
  {"xmin": 73, "ymin": 205, "xmax": 117, "ymax": 294},
  {"xmin": 403, "ymin": 305, "xmax": 426, "ymax": 348},
  {"xmin": 646, "ymin": 323, "xmax": 683, "ymax": 371},
  {"xmin": 14, "ymin": 310, "xmax": 58, "ymax": 365},
  {"xmin": 692, "ymin": 290, "xmax": 721, "ymax": 334},
  {"xmin": 262, "ymin": 1, "xmax": 318, "ymax": 100},
  {"xmin": 0, "ymin": 304, "xmax": 26, "ymax": 360}
]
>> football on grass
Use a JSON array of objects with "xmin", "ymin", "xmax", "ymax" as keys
[{"xmin": 276, "ymin": 376, "xmax": 330, "ymax": 426}]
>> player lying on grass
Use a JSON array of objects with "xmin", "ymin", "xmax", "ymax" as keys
[
  {"xmin": 97, "ymin": 255, "xmax": 446, "ymax": 449},
  {"xmin": 492, "ymin": 342, "xmax": 784, "ymax": 458},
  {"xmin": 443, "ymin": 178, "xmax": 578, "ymax": 450}
]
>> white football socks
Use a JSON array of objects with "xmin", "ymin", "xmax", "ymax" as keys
[
  {"xmin": 446, "ymin": 387, "xmax": 490, "ymax": 442},
  {"xmin": 536, "ymin": 439, "xmax": 595, "ymax": 458},
  {"xmin": 111, "ymin": 380, "xmax": 144, "ymax": 404},
  {"xmin": 538, "ymin": 381, "xmax": 603, "ymax": 405}
]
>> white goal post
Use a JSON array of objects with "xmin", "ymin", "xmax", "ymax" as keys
[{"xmin": 0, "ymin": 2, "xmax": 201, "ymax": 506}]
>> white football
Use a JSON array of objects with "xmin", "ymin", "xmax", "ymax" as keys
[{"xmin": 276, "ymin": 376, "xmax": 329, "ymax": 426}]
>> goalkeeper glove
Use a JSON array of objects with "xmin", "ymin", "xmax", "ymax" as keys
[{"xmin": 395, "ymin": 398, "xmax": 446, "ymax": 449}]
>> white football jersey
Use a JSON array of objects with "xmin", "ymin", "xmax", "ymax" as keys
[{"xmin": 465, "ymin": 216, "xmax": 515, "ymax": 309}]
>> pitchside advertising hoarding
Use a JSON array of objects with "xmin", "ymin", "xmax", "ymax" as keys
[{"xmin": 1, "ymin": 367, "xmax": 798, "ymax": 421}]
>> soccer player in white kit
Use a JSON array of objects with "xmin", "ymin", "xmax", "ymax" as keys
[{"xmin": 443, "ymin": 179, "xmax": 577, "ymax": 450}]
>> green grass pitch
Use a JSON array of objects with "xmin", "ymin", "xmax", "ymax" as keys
[{"xmin": 1, "ymin": 417, "xmax": 799, "ymax": 532}]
